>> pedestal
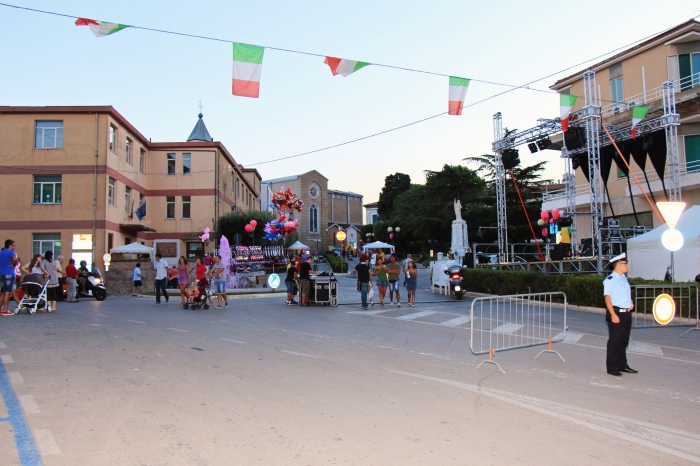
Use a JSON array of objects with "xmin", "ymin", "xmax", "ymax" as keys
[{"xmin": 451, "ymin": 220, "xmax": 469, "ymax": 260}]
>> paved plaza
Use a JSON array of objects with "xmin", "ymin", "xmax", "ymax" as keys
[{"xmin": 1, "ymin": 271, "xmax": 700, "ymax": 465}]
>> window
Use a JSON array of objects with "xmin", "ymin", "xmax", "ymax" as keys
[
  {"xmin": 109, "ymin": 125, "xmax": 117, "ymax": 153},
  {"xmin": 685, "ymin": 135, "xmax": 700, "ymax": 173},
  {"xmin": 33, "ymin": 175, "xmax": 62, "ymax": 204},
  {"xmin": 108, "ymin": 178, "xmax": 115, "ymax": 207},
  {"xmin": 139, "ymin": 192, "xmax": 144, "ymax": 206},
  {"xmin": 139, "ymin": 149, "xmax": 146, "ymax": 174},
  {"xmin": 126, "ymin": 138, "xmax": 132, "ymax": 165},
  {"xmin": 182, "ymin": 196, "xmax": 191, "ymax": 219},
  {"xmin": 33, "ymin": 233, "xmax": 61, "ymax": 257},
  {"xmin": 236, "ymin": 180, "xmax": 240, "ymax": 197},
  {"xmin": 183, "ymin": 153, "xmax": 191, "ymax": 175},
  {"xmin": 309, "ymin": 204, "xmax": 319, "ymax": 233},
  {"xmin": 108, "ymin": 233, "xmax": 113, "ymax": 252},
  {"xmin": 35, "ymin": 121, "xmax": 63, "ymax": 149},
  {"xmin": 223, "ymin": 181, "xmax": 227, "ymax": 195},
  {"xmin": 679, "ymin": 53, "xmax": 700, "ymax": 90},
  {"xmin": 611, "ymin": 77, "xmax": 624, "ymax": 103},
  {"xmin": 125, "ymin": 187, "xmax": 132, "ymax": 213},
  {"xmin": 186, "ymin": 242, "xmax": 204, "ymax": 259},
  {"xmin": 167, "ymin": 153, "xmax": 176, "ymax": 175},
  {"xmin": 125, "ymin": 237, "xmax": 132, "ymax": 245},
  {"xmin": 166, "ymin": 196, "xmax": 175, "ymax": 219}
]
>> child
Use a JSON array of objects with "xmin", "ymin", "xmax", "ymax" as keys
[{"xmin": 132, "ymin": 263, "xmax": 143, "ymax": 296}]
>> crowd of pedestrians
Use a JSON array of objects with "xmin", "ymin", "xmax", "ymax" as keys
[{"xmin": 351, "ymin": 252, "xmax": 418, "ymax": 310}]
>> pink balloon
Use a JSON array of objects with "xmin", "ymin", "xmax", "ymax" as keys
[
  {"xmin": 540, "ymin": 211, "xmax": 549, "ymax": 221},
  {"xmin": 249, "ymin": 220, "xmax": 257, "ymax": 228},
  {"xmin": 389, "ymin": 233, "xmax": 394, "ymax": 239},
  {"xmin": 551, "ymin": 209, "xmax": 560, "ymax": 220},
  {"xmin": 549, "ymin": 218, "xmax": 554, "ymax": 224},
  {"xmin": 244, "ymin": 224, "xmax": 253, "ymax": 233},
  {"xmin": 542, "ymin": 228, "xmax": 548, "ymax": 237}
]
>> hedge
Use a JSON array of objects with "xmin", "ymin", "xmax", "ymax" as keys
[
  {"xmin": 325, "ymin": 252, "xmax": 348, "ymax": 273},
  {"xmin": 461, "ymin": 268, "xmax": 696, "ymax": 309}
]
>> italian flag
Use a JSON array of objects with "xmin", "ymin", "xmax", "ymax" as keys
[
  {"xmin": 560, "ymin": 94, "xmax": 577, "ymax": 132},
  {"xmin": 232, "ymin": 43, "xmax": 264, "ymax": 98},
  {"xmin": 631, "ymin": 106, "xmax": 649, "ymax": 139},
  {"xmin": 448, "ymin": 77, "xmax": 470, "ymax": 115},
  {"xmin": 75, "ymin": 18, "xmax": 129, "ymax": 37},
  {"xmin": 324, "ymin": 57, "xmax": 370, "ymax": 77}
]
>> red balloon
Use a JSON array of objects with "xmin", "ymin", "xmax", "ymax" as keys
[
  {"xmin": 551, "ymin": 209, "xmax": 560, "ymax": 220},
  {"xmin": 540, "ymin": 211, "xmax": 549, "ymax": 221},
  {"xmin": 250, "ymin": 220, "xmax": 257, "ymax": 228},
  {"xmin": 244, "ymin": 224, "xmax": 253, "ymax": 233},
  {"xmin": 549, "ymin": 218, "xmax": 554, "ymax": 224},
  {"xmin": 542, "ymin": 227, "xmax": 549, "ymax": 237}
]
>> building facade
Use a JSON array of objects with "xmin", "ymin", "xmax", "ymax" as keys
[
  {"xmin": 0, "ymin": 106, "xmax": 261, "ymax": 267},
  {"xmin": 364, "ymin": 201, "xmax": 379, "ymax": 225},
  {"xmin": 543, "ymin": 19, "xmax": 700, "ymax": 243},
  {"xmin": 263, "ymin": 170, "xmax": 363, "ymax": 251}
]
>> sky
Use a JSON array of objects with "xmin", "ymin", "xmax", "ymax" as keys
[{"xmin": 1, "ymin": 0, "xmax": 698, "ymax": 205}]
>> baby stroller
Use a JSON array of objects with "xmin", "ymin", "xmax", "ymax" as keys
[
  {"xmin": 183, "ymin": 277, "xmax": 211, "ymax": 310},
  {"xmin": 15, "ymin": 273, "xmax": 50, "ymax": 315}
]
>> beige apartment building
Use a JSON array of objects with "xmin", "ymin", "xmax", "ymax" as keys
[
  {"xmin": 543, "ymin": 19, "xmax": 700, "ymax": 239},
  {"xmin": 0, "ymin": 106, "xmax": 261, "ymax": 267},
  {"xmin": 262, "ymin": 170, "xmax": 363, "ymax": 252}
]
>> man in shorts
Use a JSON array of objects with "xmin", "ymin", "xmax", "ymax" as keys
[
  {"xmin": 0, "ymin": 239, "xmax": 18, "ymax": 316},
  {"xmin": 208, "ymin": 255, "xmax": 228, "ymax": 309},
  {"xmin": 298, "ymin": 255, "xmax": 318, "ymax": 306}
]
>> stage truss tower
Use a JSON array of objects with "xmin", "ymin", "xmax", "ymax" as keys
[
  {"xmin": 662, "ymin": 81, "xmax": 682, "ymax": 201},
  {"xmin": 493, "ymin": 112, "xmax": 508, "ymax": 263}
]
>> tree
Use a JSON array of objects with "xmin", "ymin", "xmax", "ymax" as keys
[
  {"xmin": 377, "ymin": 173, "xmax": 411, "ymax": 219},
  {"xmin": 217, "ymin": 210, "xmax": 274, "ymax": 247}
]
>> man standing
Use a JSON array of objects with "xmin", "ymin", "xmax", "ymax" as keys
[
  {"xmin": 385, "ymin": 255, "xmax": 401, "ymax": 307},
  {"xmin": 298, "ymin": 255, "xmax": 318, "ymax": 306},
  {"xmin": 208, "ymin": 255, "xmax": 228, "ymax": 309},
  {"xmin": 351, "ymin": 254, "xmax": 372, "ymax": 310},
  {"xmin": 65, "ymin": 258, "xmax": 79, "ymax": 302},
  {"xmin": 0, "ymin": 239, "xmax": 18, "ymax": 316},
  {"xmin": 603, "ymin": 252, "xmax": 637, "ymax": 377},
  {"xmin": 154, "ymin": 253, "xmax": 169, "ymax": 304}
]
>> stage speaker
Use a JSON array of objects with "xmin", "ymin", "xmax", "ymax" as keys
[
  {"xmin": 564, "ymin": 127, "xmax": 585, "ymax": 150},
  {"xmin": 550, "ymin": 244, "xmax": 570, "ymax": 260},
  {"xmin": 501, "ymin": 149, "xmax": 520, "ymax": 169},
  {"xmin": 580, "ymin": 238, "xmax": 593, "ymax": 256}
]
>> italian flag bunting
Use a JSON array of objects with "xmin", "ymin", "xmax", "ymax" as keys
[
  {"xmin": 232, "ymin": 43, "xmax": 264, "ymax": 98},
  {"xmin": 324, "ymin": 57, "xmax": 370, "ymax": 77},
  {"xmin": 631, "ymin": 106, "xmax": 649, "ymax": 139},
  {"xmin": 75, "ymin": 18, "xmax": 129, "ymax": 37},
  {"xmin": 448, "ymin": 77, "xmax": 470, "ymax": 116},
  {"xmin": 560, "ymin": 94, "xmax": 578, "ymax": 132}
]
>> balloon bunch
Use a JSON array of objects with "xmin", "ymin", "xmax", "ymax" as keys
[
  {"xmin": 537, "ymin": 210, "xmax": 561, "ymax": 237},
  {"xmin": 264, "ymin": 187, "xmax": 304, "ymax": 241},
  {"xmin": 199, "ymin": 227, "xmax": 211, "ymax": 242},
  {"xmin": 244, "ymin": 219, "xmax": 257, "ymax": 233}
]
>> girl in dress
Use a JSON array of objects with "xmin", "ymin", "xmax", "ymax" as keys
[
  {"xmin": 405, "ymin": 261, "xmax": 418, "ymax": 307},
  {"xmin": 177, "ymin": 256, "xmax": 190, "ymax": 305}
]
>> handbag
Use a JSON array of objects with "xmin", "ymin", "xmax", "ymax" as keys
[{"xmin": 357, "ymin": 280, "xmax": 361, "ymax": 291}]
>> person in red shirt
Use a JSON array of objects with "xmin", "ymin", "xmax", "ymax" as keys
[
  {"xmin": 195, "ymin": 256, "xmax": 213, "ymax": 308},
  {"xmin": 65, "ymin": 258, "xmax": 79, "ymax": 302}
]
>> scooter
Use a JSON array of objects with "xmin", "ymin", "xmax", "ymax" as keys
[
  {"xmin": 77, "ymin": 270, "xmax": 107, "ymax": 301},
  {"xmin": 443, "ymin": 264, "xmax": 465, "ymax": 300}
]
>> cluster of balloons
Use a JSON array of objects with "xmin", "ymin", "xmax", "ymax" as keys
[
  {"xmin": 264, "ymin": 187, "xmax": 304, "ymax": 241},
  {"xmin": 538, "ymin": 209, "xmax": 561, "ymax": 237},
  {"xmin": 244, "ymin": 219, "xmax": 257, "ymax": 233}
]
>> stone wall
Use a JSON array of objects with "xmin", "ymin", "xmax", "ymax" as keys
[{"xmin": 105, "ymin": 261, "xmax": 155, "ymax": 296}]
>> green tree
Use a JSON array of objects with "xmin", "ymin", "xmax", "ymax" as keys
[
  {"xmin": 377, "ymin": 173, "xmax": 411, "ymax": 219},
  {"xmin": 217, "ymin": 210, "xmax": 274, "ymax": 246}
]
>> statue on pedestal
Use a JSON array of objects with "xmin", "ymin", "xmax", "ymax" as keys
[{"xmin": 453, "ymin": 199, "xmax": 463, "ymax": 222}]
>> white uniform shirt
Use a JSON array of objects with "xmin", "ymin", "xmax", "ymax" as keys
[
  {"xmin": 133, "ymin": 267, "xmax": 141, "ymax": 281},
  {"xmin": 154, "ymin": 259, "xmax": 168, "ymax": 280},
  {"xmin": 603, "ymin": 271, "xmax": 632, "ymax": 308}
]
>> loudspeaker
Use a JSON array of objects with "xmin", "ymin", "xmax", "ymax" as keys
[
  {"xmin": 550, "ymin": 244, "xmax": 570, "ymax": 260},
  {"xmin": 580, "ymin": 238, "xmax": 593, "ymax": 256},
  {"xmin": 501, "ymin": 149, "xmax": 520, "ymax": 169},
  {"xmin": 564, "ymin": 127, "xmax": 585, "ymax": 150}
]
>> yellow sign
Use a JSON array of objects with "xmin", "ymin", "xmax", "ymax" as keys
[
  {"xmin": 652, "ymin": 294, "xmax": 675, "ymax": 325},
  {"xmin": 336, "ymin": 231, "xmax": 347, "ymax": 241}
]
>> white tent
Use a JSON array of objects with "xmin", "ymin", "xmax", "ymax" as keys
[
  {"xmin": 287, "ymin": 241, "xmax": 310, "ymax": 250},
  {"xmin": 363, "ymin": 241, "xmax": 395, "ymax": 252},
  {"xmin": 627, "ymin": 205, "xmax": 700, "ymax": 282},
  {"xmin": 109, "ymin": 243, "xmax": 154, "ymax": 254}
]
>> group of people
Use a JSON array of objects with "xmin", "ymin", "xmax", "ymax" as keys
[
  {"xmin": 146, "ymin": 253, "xmax": 229, "ymax": 309},
  {"xmin": 283, "ymin": 254, "xmax": 317, "ymax": 306},
  {"xmin": 352, "ymin": 252, "xmax": 418, "ymax": 310}
]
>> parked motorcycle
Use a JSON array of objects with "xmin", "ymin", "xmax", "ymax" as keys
[
  {"xmin": 443, "ymin": 264, "xmax": 465, "ymax": 300},
  {"xmin": 77, "ymin": 269, "xmax": 107, "ymax": 301}
]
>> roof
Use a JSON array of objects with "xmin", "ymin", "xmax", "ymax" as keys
[
  {"xmin": 328, "ymin": 189, "xmax": 363, "ymax": 197},
  {"xmin": 263, "ymin": 175, "xmax": 299, "ymax": 184},
  {"xmin": 363, "ymin": 201, "xmax": 379, "ymax": 208},
  {"xmin": 187, "ymin": 113, "xmax": 212, "ymax": 142},
  {"xmin": 551, "ymin": 19, "xmax": 700, "ymax": 90}
]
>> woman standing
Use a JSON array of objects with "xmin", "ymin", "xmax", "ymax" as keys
[
  {"xmin": 405, "ymin": 261, "xmax": 418, "ymax": 307},
  {"xmin": 22, "ymin": 254, "xmax": 44, "ymax": 275},
  {"xmin": 177, "ymin": 256, "xmax": 189, "ymax": 305},
  {"xmin": 194, "ymin": 256, "xmax": 213, "ymax": 308},
  {"xmin": 56, "ymin": 255, "xmax": 66, "ymax": 301},
  {"xmin": 373, "ymin": 258, "xmax": 388, "ymax": 306},
  {"xmin": 40, "ymin": 251, "xmax": 60, "ymax": 312}
]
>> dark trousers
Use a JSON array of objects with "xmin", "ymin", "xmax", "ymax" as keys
[
  {"xmin": 606, "ymin": 311, "xmax": 632, "ymax": 372},
  {"xmin": 155, "ymin": 278, "xmax": 169, "ymax": 303}
]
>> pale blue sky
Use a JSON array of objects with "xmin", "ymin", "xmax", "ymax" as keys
[{"xmin": 1, "ymin": 1, "xmax": 697, "ymax": 204}]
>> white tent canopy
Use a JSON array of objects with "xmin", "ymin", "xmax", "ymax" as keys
[
  {"xmin": 363, "ymin": 241, "xmax": 395, "ymax": 252},
  {"xmin": 287, "ymin": 241, "xmax": 310, "ymax": 250},
  {"xmin": 109, "ymin": 243, "xmax": 154, "ymax": 255},
  {"xmin": 627, "ymin": 205, "xmax": 700, "ymax": 282}
]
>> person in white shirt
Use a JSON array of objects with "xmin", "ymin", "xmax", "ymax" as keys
[
  {"xmin": 132, "ymin": 263, "xmax": 143, "ymax": 297},
  {"xmin": 153, "ymin": 254, "xmax": 169, "ymax": 304}
]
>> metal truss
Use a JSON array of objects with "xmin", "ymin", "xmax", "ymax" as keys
[
  {"xmin": 479, "ymin": 258, "xmax": 601, "ymax": 274},
  {"xmin": 493, "ymin": 118, "xmax": 561, "ymax": 152},
  {"xmin": 563, "ymin": 160, "xmax": 577, "ymax": 247},
  {"xmin": 663, "ymin": 81, "xmax": 682, "ymax": 201},
  {"xmin": 493, "ymin": 112, "xmax": 508, "ymax": 263}
]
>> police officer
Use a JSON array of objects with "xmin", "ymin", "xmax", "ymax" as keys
[{"xmin": 603, "ymin": 252, "xmax": 638, "ymax": 376}]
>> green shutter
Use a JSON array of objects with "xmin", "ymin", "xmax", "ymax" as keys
[{"xmin": 684, "ymin": 135, "xmax": 700, "ymax": 172}]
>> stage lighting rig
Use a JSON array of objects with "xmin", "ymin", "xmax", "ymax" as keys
[{"xmin": 527, "ymin": 143, "xmax": 538, "ymax": 153}]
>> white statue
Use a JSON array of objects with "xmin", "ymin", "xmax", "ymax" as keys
[{"xmin": 453, "ymin": 199, "xmax": 463, "ymax": 222}]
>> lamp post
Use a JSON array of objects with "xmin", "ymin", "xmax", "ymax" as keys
[
  {"xmin": 657, "ymin": 201, "xmax": 686, "ymax": 283},
  {"xmin": 387, "ymin": 226, "xmax": 400, "ymax": 254}
]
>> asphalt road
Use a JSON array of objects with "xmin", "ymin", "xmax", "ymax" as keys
[{"xmin": 1, "ymin": 270, "xmax": 700, "ymax": 465}]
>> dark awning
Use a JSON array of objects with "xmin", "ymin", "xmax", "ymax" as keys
[{"xmin": 119, "ymin": 224, "xmax": 156, "ymax": 233}]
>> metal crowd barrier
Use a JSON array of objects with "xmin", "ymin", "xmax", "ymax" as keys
[
  {"xmin": 632, "ymin": 284, "xmax": 700, "ymax": 337},
  {"xmin": 470, "ymin": 292, "xmax": 567, "ymax": 373}
]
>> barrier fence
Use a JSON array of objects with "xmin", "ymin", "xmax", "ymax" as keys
[
  {"xmin": 632, "ymin": 284, "xmax": 699, "ymax": 337},
  {"xmin": 470, "ymin": 292, "xmax": 567, "ymax": 373}
]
